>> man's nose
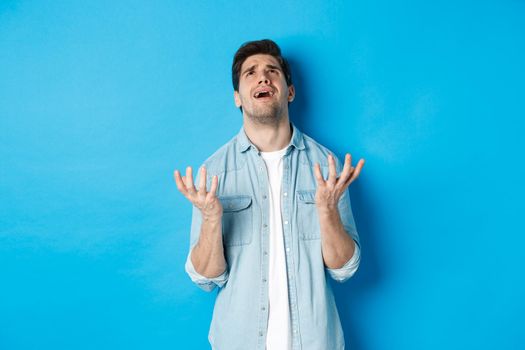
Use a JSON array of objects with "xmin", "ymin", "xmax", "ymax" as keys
[{"xmin": 258, "ymin": 72, "xmax": 270, "ymax": 84}]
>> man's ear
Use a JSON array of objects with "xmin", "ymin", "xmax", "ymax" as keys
[
  {"xmin": 234, "ymin": 90, "xmax": 242, "ymax": 108},
  {"xmin": 288, "ymin": 84, "xmax": 295, "ymax": 102}
]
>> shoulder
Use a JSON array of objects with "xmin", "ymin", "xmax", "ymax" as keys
[
  {"xmin": 300, "ymin": 132, "xmax": 341, "ymax": 168},
  {"xmin": 201, "ymin": 133, "xmax": 245, "ymax": 177}
]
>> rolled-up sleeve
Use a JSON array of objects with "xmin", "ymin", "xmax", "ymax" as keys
[
  {"xmin": 326, "ymin": 242, "xmax": 361, "ymax": 282},
  {"xmin": 185, "ymin": 247, "xmax": 229, "ymax": 292}
]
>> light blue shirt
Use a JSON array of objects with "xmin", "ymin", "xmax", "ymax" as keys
[{"xmin": 185, "ymin": 123, "xmax": 361, "ymax": 350}]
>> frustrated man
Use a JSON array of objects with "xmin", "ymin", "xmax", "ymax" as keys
[{"xmin": 174, "ymin": 39, "xmax": 364, "ymax": 350}]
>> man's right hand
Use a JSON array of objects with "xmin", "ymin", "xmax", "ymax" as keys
[
  {"xmin": 175, "ymin": 166, "xmax": 226, "ymax": 278},
  {"xmin": 174, "ymin": 166, "xmax": 223, "ymax": 221}
]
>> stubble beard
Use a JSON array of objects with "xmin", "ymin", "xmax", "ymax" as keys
[{"xmin": 245, "ymin": 101, "xmax": 284, "ymax": 126}]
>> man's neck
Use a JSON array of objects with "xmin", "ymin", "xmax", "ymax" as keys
[{"xmin": 243, "ymin": 116, "xmax": 292, "ymax": 152}]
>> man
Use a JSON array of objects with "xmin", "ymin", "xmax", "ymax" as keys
[{"xmin": 174, "ymin": 39, "xmax": 364, "ymax": 350}]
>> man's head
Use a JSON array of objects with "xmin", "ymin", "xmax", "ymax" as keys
[
  {"xmin": 232, "ymin": 39, "xmax": 293, "ymax": 92},
  {"xmin": 232, "ymin": 39, "xmax": 295, "ymax": 125}
]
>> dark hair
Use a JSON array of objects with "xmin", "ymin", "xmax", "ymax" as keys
[{"xmin": 232, "ymin": 39, "xmax": 293, "ymax": 91}]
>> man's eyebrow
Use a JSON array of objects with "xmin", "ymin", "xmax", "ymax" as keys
[
  {"xmin": 241, "ymin": 65, "xmax": 257, "ymax": 75},
  {"xmin": 266, "ymin": 64, "xmax": 281, "ymax": 71},
  {"xmin": 241, "ymin": 64, "xmax": 282, "ymax": 76}
]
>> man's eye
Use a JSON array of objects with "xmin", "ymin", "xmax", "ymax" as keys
[{"xmin": 247, "ymin": 71, "xmax": 255, "ymax": 76}]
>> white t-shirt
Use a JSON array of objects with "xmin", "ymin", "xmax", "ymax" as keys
[
  {"xmin": 261, "ymin": 147, "xmax": 361, "ymax": 350},
  {"xmin": 261, "ymin": 148, "xmax": 292, "ymax": 350}
]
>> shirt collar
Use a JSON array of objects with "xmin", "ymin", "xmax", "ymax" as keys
[{"xmin": 236, "ymin": 122, "xmax": 305, "ymax": 153}]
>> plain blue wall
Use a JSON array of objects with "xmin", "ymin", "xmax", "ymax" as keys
[{"xmin": 1, "ymin": 1, "xmax": 524, "ymax": 349}]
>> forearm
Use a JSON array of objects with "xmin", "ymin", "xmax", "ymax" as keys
[
  {"xmin": 191, "ymin": 216, "xmax": 226, "ymax": 278},
  {"xmin": 318, "ymin": 206, "xmax": 356, "ymax": 269}
]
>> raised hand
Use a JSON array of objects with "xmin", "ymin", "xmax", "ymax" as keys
[
  {"xmin": 174, "ymin": 166, "xmax": 223, "ymax": 221},
  {"xmin": 314, "ymin": 153, "xmax": 365, "ymax": 211}
]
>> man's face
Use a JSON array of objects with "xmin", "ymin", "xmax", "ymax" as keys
[{"xmin": 234, "ymin": 54, "xmax": 295, "ymax": 125}]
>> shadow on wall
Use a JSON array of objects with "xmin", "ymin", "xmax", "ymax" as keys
[{"xmin": 289, "ymin": 55, "xmax": 383, "ymax": 350}]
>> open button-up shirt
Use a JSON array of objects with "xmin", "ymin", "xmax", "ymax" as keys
[{"xmin": 185, "ymin": 123, "xmax": 361, "ymax": 350}]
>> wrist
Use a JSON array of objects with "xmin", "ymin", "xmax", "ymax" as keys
[
  {"xmin": 203, "ymin": 213, "xmax": 222, "ymax": 223},
  {"xmin": 316, "ymin": 203, "xmax": 339, "ymax": 216}
]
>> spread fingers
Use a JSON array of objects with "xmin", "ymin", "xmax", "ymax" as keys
[
  {"xmin": 198, "ymin": 166, "xmax": 207, "ymax": 196},
  {"xmin": 314, "ymin": 163, "xmax": 325, "ymax": 186},
  {"xmin": 185, "ymin": 166, "xmax": 196, "ymax": 194},
  {"xmin": 174, "ymin": 170, "xmax": 188, "ymax": 196}
]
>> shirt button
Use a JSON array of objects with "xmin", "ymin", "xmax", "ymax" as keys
[
  {"xmin": 262, "ymin": 278, "xmax": 267, "ymax": 283},
  {"xmin": 259, "ymin": 331, "xmax": 264, "ymax": 336},
  {"xmin": 261, "ymin": 306, "xmax": 266, "ymax": 311},
  {"xmin": 283, "ymin": 192, "xmax": 288, "ymax": 197},
  {"xmin": 284, "ymin": 220, "xmax": 289, "ymax": 225},
  {"xmin": 293, "ymin": 329, "xmax": 297, "ymax": 333},
  {"xmin": 286, "ymin": 248, "xmax": 290, "ymax": 252},
  {"xmin": 263, "ymin": 195, "xmax": 267, "ymax": 199},
  {"xmin": 264, "ymin": 251, "xmax": 268, "ymax": 255},
  {"xmin": 263, "ymin": 224, "xmax": 268, "ymax": 228}
]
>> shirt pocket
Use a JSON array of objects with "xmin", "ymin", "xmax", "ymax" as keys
[
  {"xmin": 219, "ymin": 195, "xmax": 253, "ymax": 246},
  {"xmin": 296, "ymin": 190, "xmax": 321, "ymax": 240}
]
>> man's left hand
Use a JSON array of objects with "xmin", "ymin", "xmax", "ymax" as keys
[{"xmin": 314, "ymin": 153, "xmax": 365, "ymax": 212}]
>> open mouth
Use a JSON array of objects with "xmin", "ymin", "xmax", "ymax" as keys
[{"xmin": 253, "ymin": 89, "xmax": 275, "ymax": 99}]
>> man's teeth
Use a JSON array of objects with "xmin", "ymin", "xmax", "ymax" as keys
[{"xmin": 255, "ymin": 91, "xmax": 273, "ymax": 98}]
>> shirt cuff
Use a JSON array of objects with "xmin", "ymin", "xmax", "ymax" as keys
[
  {"xmin": 185, "ymin": 248, "xmax": 229, "ymax": 292},
  {"xmin": 326, "ymin": 242, "xmax": 361, "ymax": 283}
]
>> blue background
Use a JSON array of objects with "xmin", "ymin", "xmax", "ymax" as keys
[{"xmin": 1, "ymin": 1, "xmax": 524, "ymax": 349}]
